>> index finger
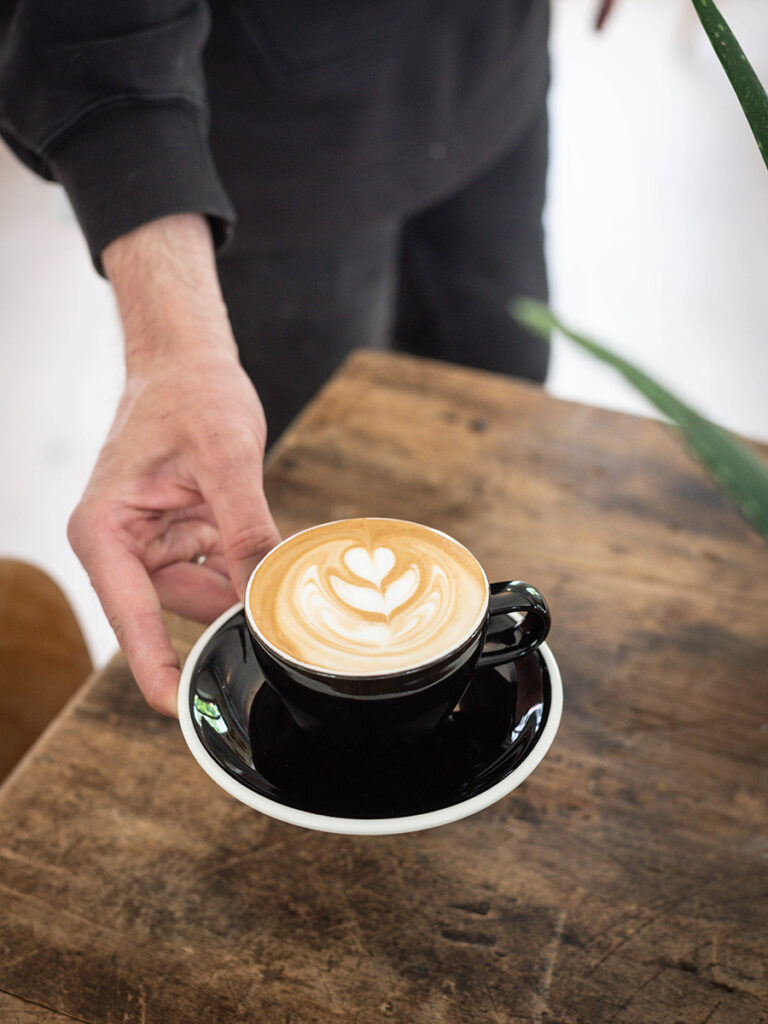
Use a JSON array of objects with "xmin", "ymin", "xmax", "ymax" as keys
[{"xmin": 87, "ymin": 543, "xmax": 181, "ymax": 716}]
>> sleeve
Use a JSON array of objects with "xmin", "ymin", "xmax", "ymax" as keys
[{"xmin": 0, "ymin": 1, "xmax": 236, "ymax": 271}]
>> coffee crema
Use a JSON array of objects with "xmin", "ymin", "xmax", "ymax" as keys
[{"xmin": 248, "ymin": 518, "xmax": 488, "ymax": 675}]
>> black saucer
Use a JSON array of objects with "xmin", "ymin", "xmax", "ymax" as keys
[{"xmin": 179, "ymin": 607, "xmax": 562, "ymax": 834}]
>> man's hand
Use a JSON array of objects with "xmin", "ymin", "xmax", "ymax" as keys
[{"xmin": 68, "ymin": 214, "xmax": 281, "ymax": 716}]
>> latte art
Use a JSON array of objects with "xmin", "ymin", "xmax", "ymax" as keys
[
  {"xmin": 248, "ymin": 519, "xmax": 488, "ymax": 674},
  {"xmin": 299, "ymin": 550, "xmax": 447, "ymax": 652}
]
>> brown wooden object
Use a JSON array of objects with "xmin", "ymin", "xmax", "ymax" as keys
[
  {"xmin": 0, "ymin": 351, "xmax": 766, "ymax": 1023},
  {"xmin": 0, "ymin": 558, "xmax": 93, "ymax": 782}
]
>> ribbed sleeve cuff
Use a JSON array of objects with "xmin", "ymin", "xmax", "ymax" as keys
[{"xmin": 45, "ymin": 101, "xmax": 236, "ymax": 273}]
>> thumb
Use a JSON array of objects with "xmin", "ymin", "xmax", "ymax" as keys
[{"xmin": 202, "ymin": 472, "xmax": 281, "ymax": 599}]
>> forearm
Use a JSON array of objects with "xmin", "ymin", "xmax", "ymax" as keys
[{"xmin": 103, "ymin": 213, "xmax": 239, "ymax": 375}]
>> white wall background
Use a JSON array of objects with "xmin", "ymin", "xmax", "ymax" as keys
[{"xmin": 547, "ymin": 0, "xmax": 768, "ymax": 426}]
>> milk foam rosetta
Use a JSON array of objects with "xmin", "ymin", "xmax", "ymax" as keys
[{"xmin": 249, "ymin": 519, "xmax": 488, "ymax": 674}]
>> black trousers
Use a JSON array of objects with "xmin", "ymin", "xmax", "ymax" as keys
[{"xmin": 216, "ymin": 104, "xmax": 549, "ymax": 444}]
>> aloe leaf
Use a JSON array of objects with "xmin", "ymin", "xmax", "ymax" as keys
[
  {"xmin": 513, "ymin": 298, "xmax": 768, "ymax": 544},
  {"xmin": 691, "ymin": 0, "xmax": 768, "ymax": 170}
]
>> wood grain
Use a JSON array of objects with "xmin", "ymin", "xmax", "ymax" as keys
[
  {"xmin": 0, "ymin": 992, "xmax": 82, "ymax": 1023},
  {"xmin": 1, "ymin": 351, "xmax": 766, "ymax": 1024}
]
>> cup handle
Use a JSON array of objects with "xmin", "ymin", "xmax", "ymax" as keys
[{"xmin": 477, "ymin": 581, "xmax": 551, "ymax": 666}]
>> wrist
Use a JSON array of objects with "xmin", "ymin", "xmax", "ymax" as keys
[
  {"xmin": 103, "ymin": 214, "xmax": 239, "ymax": 376},
  {"xmin": 123, "ymin": 316, "xmax": 239, "ymax": 383}
]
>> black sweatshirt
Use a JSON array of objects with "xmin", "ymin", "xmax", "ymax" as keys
[{"xmin": 0, "ymin": 0, "xmax": 549, "ymax": 269}]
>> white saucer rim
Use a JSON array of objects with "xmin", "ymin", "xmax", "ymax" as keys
[{"xmin": 178, "ymin": 603, "xmax": 563, "ymax": 836}]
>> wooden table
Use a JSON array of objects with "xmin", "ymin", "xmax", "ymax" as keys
[{"xmin": 1, "ymin": 350, "xmax": 766, "ymax": 1023}]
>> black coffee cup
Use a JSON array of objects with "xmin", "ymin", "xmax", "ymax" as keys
[{"xmin": 246, "ymin": 534, "xmax": 550, "ymax": 756}]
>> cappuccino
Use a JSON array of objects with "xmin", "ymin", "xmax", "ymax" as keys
[{"xmin": 248, "ymin": 518, "xmax": 488, "ymax": 675}]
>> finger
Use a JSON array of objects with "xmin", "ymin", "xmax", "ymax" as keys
[
  {"xmin": 143, "ymin": 516, "xmax": 224, "ymax": 574},
  {"xmin": 82, "ymin": 541, "xmax": 181, "ymax": 717},
  {"xmin": 199, "ymin": 466, "xmax": 281, "ymax": 599},
  {"xmin": 192, "ymin": 552, "xmax": 229, "ymax": 577},
  {"xmin": 152, "ymin": 561, "xmax": 239, "ymax": 622}
]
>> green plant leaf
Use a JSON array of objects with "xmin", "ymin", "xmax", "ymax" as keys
[
  {"xmin": 513, "ymin": 298, "xmax": 768, "ymax": 544},
  {"xmin": 691, "ymin": 0, "xmax": 768, "ymax": 170}
]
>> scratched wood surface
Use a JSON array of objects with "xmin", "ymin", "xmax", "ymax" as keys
[{"xmin": 0, "ymin": 350, "xmax": 766, "ymax": 1024}]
